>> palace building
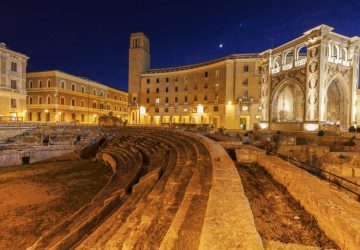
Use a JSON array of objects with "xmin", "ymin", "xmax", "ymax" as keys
[
  {"xmin": 26, "ymin": 70, "xmax": 128, "ymax": 124},
  {"xmin": 0, "ymin": 43, "xmax": 29, "ymax": 121},
  {"xmin": 128, "ymin": 25, "xmax": 360, "ymax": 131},
  {"xmin": 128, "ymin": 33, "xmax": 263, "ymax": 130}
]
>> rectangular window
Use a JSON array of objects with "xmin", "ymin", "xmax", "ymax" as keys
[
  {"xmin": 243, "ymin": 90, "xmax": 249, "ymax": 98},
  {"xmin": 11, "ymin": 62, "xmax": 17, "ymax": 72},
  {"xmin": 10, "ymin": 99, "xmax": 16, "ymax": 108},
  {"xmin": 81, "ymin": 114, "xmax": 85, "ymax": 122},
  {"xmin": 204, "ymin": 71, "xmax": 208, "ymax": 77},
  {"xmin": 11, "ymin": 80, "xmax": 17, "ymax": 89},
  {"xmin": 166, "ymin": 77, "xmax": 169, "ymax": 82},
  {"xmin": 214, "ymin": 106, "xmax": 219, "ymax": 112},
  {"xmin": 185, "ymin": 96, "xmax": 188, "ymax": 103},
  {"xmin": 164, "ymin": 108, "xmax": 169, "ymax": 113},
  {"xmin": 243, "ymin": 65, "xmax": 249, "ymax": 72},
  {"xmin": 165, "ymin": 97, "xmax": 169, "ymax": 103},
  {"xmin": 146, "ymin": 98, "xmax": 150, "ymax": 103},
  {"xmin": 147, "ymin": 79, "xmax": 150, "ymax": 84},
  {"xmin": 28, "ymin": 112, "xmax": 32, "ymax": 121},
  {"xmin": 46, "ymin": 113, "xmax": 50, "ymax": 122},
  {"xmin": 71, "ymin": 113, "xmax": 76, "ymax": 121},
  {"xmin": 175, "ymin": 97, "xmax": 178, "ymax": 103},
  {"xmin": 155, "ymin": 98, "xmax": 160, "ymax": 104},
  {"xmin": 146, "ymin": 88, "xmax": 150, "ymax": 93},
  {"xmin": 156, "ymin": 78, "xmax": 159, "ymax": 83},
  {"xmin": 194, "ymin": 95, "xmax": 197, "ymax": 102},
  {"xmin": 175, "ymin": 86, "xmax": 178, "ymax": 92},
  {"xmin": 243, "ymin": 78, "xmax": 249, "ymax": 85},
  {"xmin": 155, "ymin": 108, "xmax": 159, "ymax": 113},
  {"xmin": 215, "ymin": 69, "xmax": 220, "ymax": 77},
  {"xmin": 156, "ymin": 88, "xmax": 159, "ymax": 93},
  {"xmin": 37, "ymin": 112, "xmax": 41, "ymax": 121}
]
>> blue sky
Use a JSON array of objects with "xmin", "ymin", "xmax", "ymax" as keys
[{"xmin": 2, "ymin": 0, "xmax": 360, "ymax": 91}]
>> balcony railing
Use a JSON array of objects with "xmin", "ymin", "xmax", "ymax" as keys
[{"xmin": 295, "ymin": 58, "xmax": 307, "ymax": 67}]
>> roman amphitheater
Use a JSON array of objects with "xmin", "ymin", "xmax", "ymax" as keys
[{"xmin": 0, "ymin": 122, "xmax": 359, "ymax": 250}]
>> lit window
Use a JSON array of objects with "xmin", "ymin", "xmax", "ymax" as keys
[
  {"xmin": 11, "ymin": 62, "xmax": 17, "ymax": 72},
  {"xmin": 155, "ymin": 98, "xmax": 160, "ymax": 104}
]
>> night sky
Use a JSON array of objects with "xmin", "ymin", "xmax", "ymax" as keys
[{"xmin": 2, "ymin": 0, "xmax": 360, "ymax": 91}]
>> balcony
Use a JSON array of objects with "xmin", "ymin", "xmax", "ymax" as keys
[
  {"xmin": 295, "ymin": 58, "xmax": 307, "ymax": 67},
  {"xmin": 282, "ymin": 63, "xmax": 293, "ymax": 71},
  {"xmin": 271, "ymin": 67, "xmax": 280, "ymax": 74}
]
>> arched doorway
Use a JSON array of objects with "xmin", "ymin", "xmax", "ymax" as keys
[
  {"xmin": 271, "ymin": 80, "xmax": 304, "ymax": 122},
  {"xmin": 324, "ymin": 77, "xmax": 349, "ymax": 128}
]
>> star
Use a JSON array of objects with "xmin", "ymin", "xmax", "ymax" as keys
[{"xmin": 219, "ymin": 43, "xmax": 223, "ymax": 48}]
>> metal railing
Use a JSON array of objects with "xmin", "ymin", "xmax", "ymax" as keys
[{"xmin": 259, "ymin": 144, "xmax": 360, "ymax": 200}]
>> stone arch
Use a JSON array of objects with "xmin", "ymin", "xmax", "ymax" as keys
[
  {"xmin": 324, "ymin": 74, "xmax": 350, "ymax": 128},
  {"xmin": 271, "ymin": 79, "xmax": 305, "ymax": 122}
]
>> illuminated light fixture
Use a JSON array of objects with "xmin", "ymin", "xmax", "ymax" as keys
[
  {"xmin": 45, "ymin": 109, "xmax": 49, "ymax": 113},
  {"xmin": 259, "ymin": 122, "xmax": 269, "ymax": 129},
  {"xmin": 227, "ymin": 101, "xmax": 232, "ymax": 106},
  {"xmin": 258, "ymin": 106, "xmax": 262, "ymax": 111},
  {"xmin": 94, "ymin": 114, "xmax": 97, "ymax": 117},
  {"xmin": 197, "ymin": 104, "xmax": 204, "ymax": 114},
  {"xmin": 23, "ymin": 110, "xmax": 27, "ymax": 113},
  {"xmin": 304, "ymin": 123, "xmax": 319, "ymax": 131},
  {"xmin": 183, "ymin": 108, "xmax": 188, "ymax": 112},
  {"xmin": 242, "ymin": 105, "xmax": 248, "ymax": 111},
  {"xmin": 11, "ymin": 113, "xmax": 17, "ymax": 118},
  {"xmin": 117, "ymin": 115, "xmax": 120, "ymax": 118},
  {"xmin": 139, "ymin": 106, "xmax": 146, "ymax": 115}
]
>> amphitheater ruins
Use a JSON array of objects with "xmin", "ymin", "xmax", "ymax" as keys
[{"xmin": 0, "ymin": 123, "xmax": 359, "ymax": 250}]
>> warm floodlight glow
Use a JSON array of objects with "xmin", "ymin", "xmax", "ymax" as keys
[
  {"xmin": 242, "ymin": 105, "xmax": 248, "ymax": 111},
  {"xmin": 227, "ymin": 101, "xmax": 232, "ymax": 106},
  {"xmin": 304, "ymin": 123, "xmax": 319, "ymax": 131},
  {"xmin": 45, "ymin": 109, "xmax": 49, "ymax": 113},
  {"xmin": 197, "ymin": 104, "xmax": 203, "ymax": 114},
  {"xmin": 139, "ymin": 106, "xmax": 146, "ymax": 115},
  {"xmin": 58, "ymin": 112, "xmax": 62, "ymax": 115},
  {"xmin": 259, "ymin": 122, "xmax": 269, "ymax": 129}
]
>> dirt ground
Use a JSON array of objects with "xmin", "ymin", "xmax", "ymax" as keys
[
  {"xmin": 237, "ymin": 163, "xmax": 338, "ymax": 249},
  {"xmin": 0, "ymin": 157, "xmax": 111, "ymax": 250}
]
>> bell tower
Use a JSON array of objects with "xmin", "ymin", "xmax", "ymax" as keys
[{"xmin": 128, "ymin": 32, "xmax": 150, "ymax": 105}]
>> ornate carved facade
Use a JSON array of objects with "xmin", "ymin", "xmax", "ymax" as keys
[{"xmin": 260, "ymin": 25, "xmax": 360, "ymax": 131}]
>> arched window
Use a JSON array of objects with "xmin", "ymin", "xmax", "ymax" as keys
[
  {"xmin": 38, "ymin": 96, "xmax": 42, "ymax": 104},
  {"xmin": 29, "ymin": 81, "xmax": 33, "ymax": 88},
  {"xmin": 100, "ymin": 103, "xmax": 104, "ymax": 109},
  {"xmin": 92, "ymin": 102, "xmax": 97, "ymax": 108},
  {"xmin": 29, "ymin": 96, "xmax": 33, "ymax": 104},
  {"xmin": 47, "ymin": 80, "xmax": 51, "ymax": 88},
  {"xmin": 39, "ymin": 81, "xmax": 42, "ymax": 88},
  {"xmin": 81, "ymin": 100, "xmax": 85, "ymax": 107},
  {"xmin": 332, "ymin": 45, "xmax": 340, "ymax": 59},
  {"xmin": 107, "ymin": 93, "xmax": 110, "ymax": 98},
  {"xmin": 100, "ymin": 91, "xmax": 104, "ymax": 97},
  {"xmin": 71, "ymin": 84, "xmax": 76, "ymax": 91},
  {"xmin": 47, "ymin": 96, "xmax": 51, "ymax": 104},
  {"xmin": 60, "ymin": 81, "xmax": 65, "ymax": 89},
  {"xmin": 273, "ymin": 56, "xmax": 281, "ymax": 68},
  {"xmin": 60, "ymin": 97, "xmax": 65, "ymax": 105},
  {"xmin": 296, "ymin": 46, "xmax": 307, "ymax": 61},
  {"xmin": 341, "ymin": 48, "xmax": 348, "ymax": 61},
  {"xmin": 71, "ymin": 99, "xmax": 75, "ymax": 106},
  {"xmin": 93, "ymin": 89, "xmax": 97, "ymax": 95},
  {"xmin": 107, "ymin": 104, "xmax": 110, "ymax": 110},
  {"xmin": 81, "ymin": 86, "xmax": 85, "ymax": 93}
]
